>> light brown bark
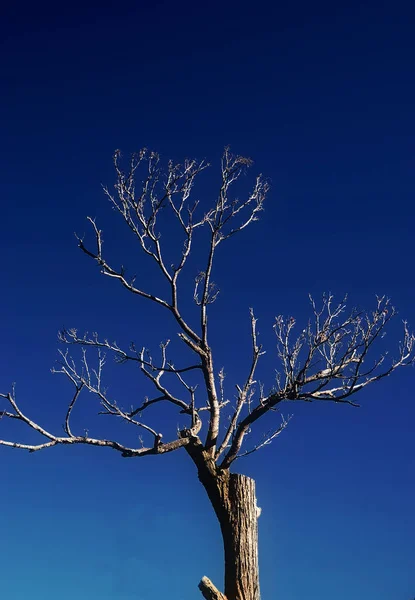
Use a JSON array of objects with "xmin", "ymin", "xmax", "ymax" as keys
[
  {"xmin": 199, "ymin": 576, "xmax": 227, "ymax": 600},
  {"xmin": 186, "ymin": 440, "xmax": 260, "ymax": 600},
  {"xmin": 219, "ymin": 473, "xmax": 260, "ymax": 600}
]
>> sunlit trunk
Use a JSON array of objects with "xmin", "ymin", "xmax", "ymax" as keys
[
  {"xmin": 219, "ymin": 473, "xmax": 260, "ymax": 600},
  {"xmin": 189, "ymin": 443, "xmax": 260, "ymax": 600}
]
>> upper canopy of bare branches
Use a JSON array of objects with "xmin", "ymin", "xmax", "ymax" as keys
[{"xmin": 1, "ymin": 148, "xmax": 414, "ymax": 470}]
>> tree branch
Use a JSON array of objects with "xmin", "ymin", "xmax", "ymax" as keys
[
  {"xmin": 216, "ymin": 309, "xmax": 265, "ymax": 459},
  {"xmin": 77, "ymin": 217, "xmax": 172, "ymax": 311},
  {"xmin": 220, "ymin": 294, "xmax": 415, "ymax": 469},
  {"xmin": 59, "ymin": 328, "xmax": 202, "ymax": 373},
  {"xmin": 198, "ymin": 576, "xmax": 227, "ymax": 600},
  {"xmin": 3, "ymin": 147, "xmax": 412, "ymax": 484},
  {"xmin": 0, "ymin": 385, "xmax": 197, "ymax": 457}
]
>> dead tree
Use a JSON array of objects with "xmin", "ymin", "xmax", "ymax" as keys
[{"xmin": 1, "ymin": 148, "xmax": 414, "ymax": 600}]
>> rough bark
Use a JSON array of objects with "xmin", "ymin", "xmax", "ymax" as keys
[
  {"xmin": 216, "ymin": 473, "xmax": 260, "ymax": 600},
  {"xmin": 186, "ymin": 440, "xmax": 260, "ymax": 600},
  {"xmin": 199, "ymin": 576, "xmax": 227, "ymax": 600}
]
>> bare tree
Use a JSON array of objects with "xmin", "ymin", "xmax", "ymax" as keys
[{"xmin": 1, "ymin": 148, "xmax": 414, "ymax": 600}]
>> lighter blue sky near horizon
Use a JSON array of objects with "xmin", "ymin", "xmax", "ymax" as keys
[{"xmin": 1, "ymin": 1, "xmax": 414, "ymax": 599}]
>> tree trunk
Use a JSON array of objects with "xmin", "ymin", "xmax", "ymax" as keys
[
  {"xmin": 219, "ymin": 473, "xmax": 260, "ymax": 600},
  {"xmin": 186, "ymin": 441, "xmax": 260, "ymax": 600}
]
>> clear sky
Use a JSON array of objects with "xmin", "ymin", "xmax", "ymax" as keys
[{"xmin": 1, "ymin": 1, "xmax": 414, "ymax": 599}]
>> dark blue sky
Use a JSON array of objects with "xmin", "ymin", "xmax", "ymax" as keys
[{"xmin": 1, "ymin": 1, "xmax": 414, "ymax": 599}]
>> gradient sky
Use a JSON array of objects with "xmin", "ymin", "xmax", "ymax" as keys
[{"xmin": 1, "ymin": 1, "xmax": 414, "ymax": 599}]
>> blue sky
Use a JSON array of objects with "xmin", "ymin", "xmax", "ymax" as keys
[{"xmin": 1, "ymin": 1, "xmax": 414, "ymax": 599}]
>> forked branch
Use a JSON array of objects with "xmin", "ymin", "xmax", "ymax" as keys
[
  {"xmin": 1, "ymin": 150, "xmax": 413, "ymax": 477},
  {"xmin": 0, "ymin": 347, "xmax": 201, "ymax": 456},
  {"xmin": 220, "ymin": 294, "xmax": 415, "ymax": 469},
  {"xmin": 0, "ymin": 382, "xmax": 192, "ymax": 457}
]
